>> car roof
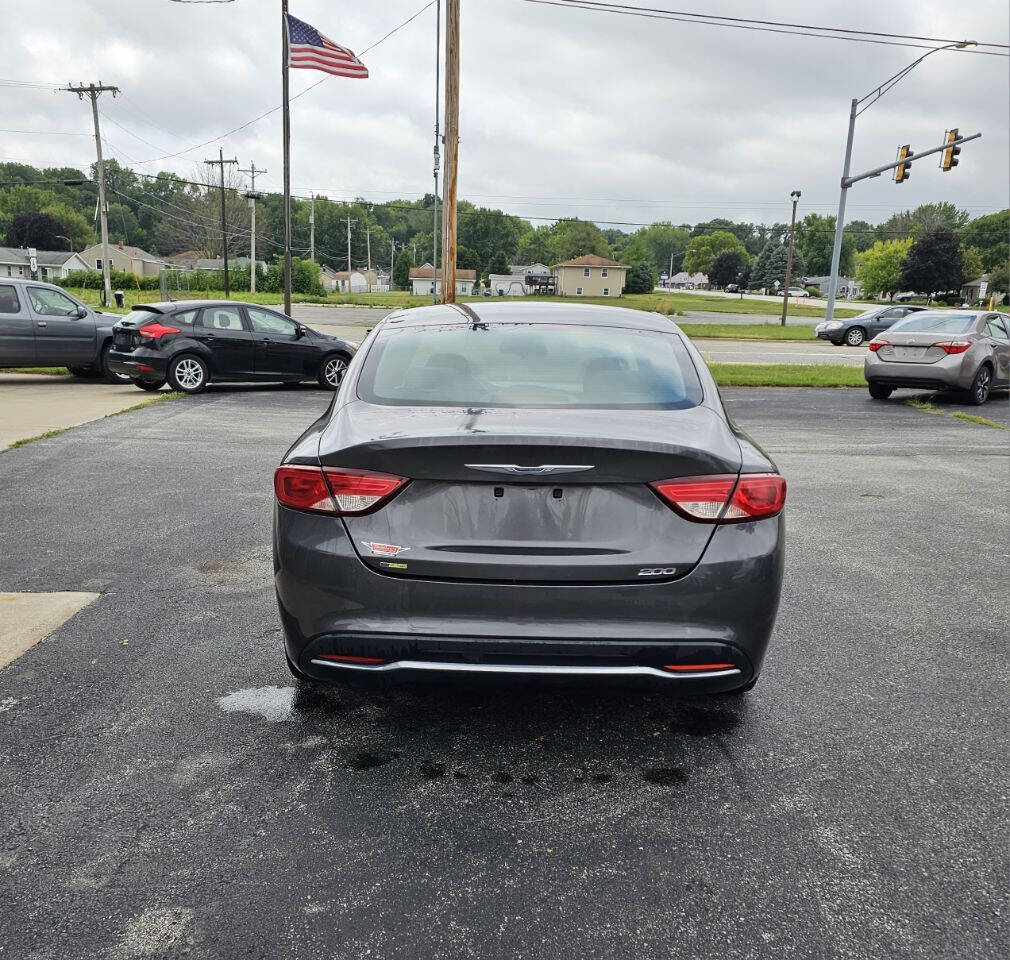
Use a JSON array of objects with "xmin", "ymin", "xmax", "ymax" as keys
[
  {"xmin": 131, "ymin": 299, "xmax": 280, "ymax": 313},
  {"xmin": 381, "ymin": 301, "xmax": 675, "ymax": 333}
]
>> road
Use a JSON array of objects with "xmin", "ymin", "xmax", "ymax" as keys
[{"xmin": 0, "ymin": 386, "xmax": 1005, "ymax": 959}]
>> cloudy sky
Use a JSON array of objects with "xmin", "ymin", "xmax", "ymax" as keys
[{"xmin": 5, "ymin": 0, "xmax": 1008, "ymax": 229}]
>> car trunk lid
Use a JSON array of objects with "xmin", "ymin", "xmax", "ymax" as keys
[{"xmin": 327, "ymin": 402, "xmax": 742, "ymax": 583}]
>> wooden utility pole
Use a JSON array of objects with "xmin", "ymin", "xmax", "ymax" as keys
[
  {"xmin": 345, "ymin": 215, "xmax": 357, "ymax": 292},
  {"xmin": 205, "ymin": 149, "xmax": 238, "ymax": 297},
  {"xmin": 61, "ymin": 82, "xmax": 119, "ymax": 306},
  {"xmin": 780, "ymin": 190, "xmax": 801, "ymax": 326},
  {"xmin": 440, "ymin": 0, "xmax": 460, "ymax": 303},
  {"xmin": 238, "ymin": 161, "xmax": 266, "ymax": 293},
  {"xmin": 309, "ymin": 196, "xmax": 316, "ymax": 261}
]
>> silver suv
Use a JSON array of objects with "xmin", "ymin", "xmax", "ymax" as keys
[{"xmin": 0, "ymin": 277, "xmax": 128, "ymax": 382}]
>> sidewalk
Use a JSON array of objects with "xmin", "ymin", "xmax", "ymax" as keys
[{"xmin": 0, "ymin": 374, "xmax": 157, "ymax": 450}]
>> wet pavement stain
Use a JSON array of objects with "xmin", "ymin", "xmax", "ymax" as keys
[
  {"xmin": 216, "ymin": 686, "xmax": 295, "ymax": 722},
  {"xmin": 420, "ymin": 762, "xmax": 447, "ymax": 780},
  {"xmin": 348, "ymin": 750, "xmax": 399, "ymax": 771},
  {"xmin": 642, "ymin": 767, "xmax": 691, "ymax": 785}
]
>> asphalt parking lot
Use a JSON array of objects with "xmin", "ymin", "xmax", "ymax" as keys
[{"xmin": 0, "ymin": 386, "xmax": 1006, "ymax": 959}]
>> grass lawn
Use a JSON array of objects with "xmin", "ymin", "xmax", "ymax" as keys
[
  {"xmin": 63, "ymin": 286, "xmax": 860, "ymax": 320},
  {"xmin": 678, "ymin": 323, "xmax": 814, "ymax": 341},
  {"xmin": 709, "ymin": 363, "xmax": 866, "ymax": 388},
  {"xmin": 6, "ymin": 367, "xmax": 71, "ymax": 376}
]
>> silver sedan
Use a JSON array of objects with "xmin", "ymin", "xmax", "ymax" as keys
[{"xmin": 865, "ymin": 310, "xmax": 1010, "ymax": 405}]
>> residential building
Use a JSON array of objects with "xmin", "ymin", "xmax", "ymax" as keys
[
  {"xmin": 80, "ymin": 241, "xmax": 169, "ymax": 277},
  {"xmin": 553, "ymin": 255, "xmax": 628, "ymax": 297},
  {"xmin": 960, "ymin": 274, "xmax": 992, "ymax": 303},
  {"xmin": 667, "ymin": 271, "xmax": 709, "ymax": 290},
  {"xmin": 192, "ymin": 256, "xmax": 267, "ymax": 273},
  {"xmin": 326, "ymin": 268, "xmax": 382, "ymax": 293},
  {"xmin": 408, "ymin": 264, "xmax": 478, "ymax": 297},
  {"xmin": 486, "ymin": 263, "xmax": 553, "ymax": 296},
  {"xmin": 804, "ymin": 275, "xmax": 862, "ymax": 299},
  {"xmin": 0, "ymin": 247, "xmax": 90, "ymax": 282}
]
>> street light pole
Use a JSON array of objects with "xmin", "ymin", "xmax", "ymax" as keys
[
  {"xmin": 823, "ymin": 40, "xmax": 977, "ymax": 324},
  {"xmin": 780, "ymin": 190, "xmax": 801, "ymax": 326}
]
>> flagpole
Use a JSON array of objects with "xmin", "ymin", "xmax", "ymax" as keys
[{"xmin": 281, "ymin": 0, "xmax": 292, "ymax": 316}]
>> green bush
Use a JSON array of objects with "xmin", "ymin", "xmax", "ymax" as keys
[
  {"xmin": 260, "ymin": 257, "xmax": 323, "ymax": 296},
  {"xmin": 60, "ymin": 269, "xmax": 161, "ymax": 292}
]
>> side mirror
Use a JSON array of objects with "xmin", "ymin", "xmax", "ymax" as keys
[
  {"xmin": 76, "ymin": 306, "xmax": 88, "ymax": 319},
  {"xmin": 296, "ymin": 325, "xmax": 308, "ymax": 338}
]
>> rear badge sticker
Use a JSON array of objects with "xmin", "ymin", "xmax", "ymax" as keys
[
  {"xmin": 361, "ymin": 541, "xmax": 411, "ymax": 558},
  {"xmin": 379, "ymin": 562, "xmax": 409, "ymax": 570}
]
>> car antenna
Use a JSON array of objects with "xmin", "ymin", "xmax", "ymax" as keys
[{"xmin": 451, "ymin": 302, "xmax": 486, "ymax": 330}]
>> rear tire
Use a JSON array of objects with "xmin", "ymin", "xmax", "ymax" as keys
[
  {"xmin": 167, "ymin": 354, "xmax": 208, "ymax": 395},
  {"xmin": 101, "ymin": 343, "xmax": 132, "ymax": 384},
  {"xmin": 966, "ymin": 365, "xmax": 992, "ymax": 405},
  {"xmin": 133, "ymin": 379, "xmax": 165, "ymax": 392},
  {"xmin": 844, "ymin": 326, "xmax": 867, "ymax": 346},
  {"xmin": 868, "ymin": 382, "xmax": 893, "ymax": 400},
  {"xmin": 318, "ymin": 353, "xmax": 349, "ymax": 390},
  {"xmin": 68, "ymin": 365, "xmax": 100, "ymax": 378}
]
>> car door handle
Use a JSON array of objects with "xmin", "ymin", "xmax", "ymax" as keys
[{"xmin": 36, "ymin": 321, "xmax": 47, "ymax": 327}]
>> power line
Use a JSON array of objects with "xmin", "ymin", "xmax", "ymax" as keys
[{"xmin": 522, "ymin": 0, "xmax": 1010, "ymax": 54}]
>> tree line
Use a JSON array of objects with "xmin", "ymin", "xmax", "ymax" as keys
[{"xmin": 1, "ymin": 160, "xmax": 1005, "ymax": 295}]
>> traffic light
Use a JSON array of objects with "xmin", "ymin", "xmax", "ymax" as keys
[
  {"xmin": 894, "ymin": 144, "xmax": 913, "ymax": 183},
  {"xmin": 941, "ymin": 128, "xmax": 961, "ymax": 171}
]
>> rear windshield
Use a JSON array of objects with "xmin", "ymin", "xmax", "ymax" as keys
[
  {"xmin": 357, "ymin": 323, "xmax": 704, "ymax": 409},
  {"xmin": 119, "ymin": 308, "xmax": 163, "ymax": 326},
  {"xmin": 889, "ymin": 313, "xmax": 976, "ymax": 335}
]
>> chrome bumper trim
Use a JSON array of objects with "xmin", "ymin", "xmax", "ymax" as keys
[{"xmin": 310, "ymin": 658, "xmax": 741, "ymax": 680}]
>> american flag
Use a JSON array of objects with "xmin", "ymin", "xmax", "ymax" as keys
[{"xmin": 286, "ymin": 13, "xmax": 369, "ymax": 79}]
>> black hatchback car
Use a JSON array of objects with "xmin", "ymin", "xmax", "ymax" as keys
[{"xmin": 107, "ymin": 301, "xmax": 356, "ymax": 394}]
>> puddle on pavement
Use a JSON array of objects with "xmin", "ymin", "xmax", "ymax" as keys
[{"xmin": 217, "ymin": 685, "xmax": 296, "ymax": 722}]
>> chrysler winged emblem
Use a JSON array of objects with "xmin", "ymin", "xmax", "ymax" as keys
[{"xmin": 464, "ymin": 464, "xmax": 594, "ymax": 476}]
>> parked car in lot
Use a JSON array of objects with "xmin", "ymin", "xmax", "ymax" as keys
[
  {"xmin": 865, "ymin": 310, "xmax": 1010, "ymax": 404},
  {"xmin": 273, "ymin": 302, "xmax": 786, "ymax": 695},
  {"xmin": 786, "ymin": 287, "xmax": 810, "ymax": 298},
  {"xmin": 815, "ymin": 304, "xmax": 927, "ymax": 346},
  {"xmin": 107, "ymin": 301, "xmax": 356, "ymax": 394},
  {"xmin": 0, "ymin": 277, "xmax": 130, "ymax": 382}
]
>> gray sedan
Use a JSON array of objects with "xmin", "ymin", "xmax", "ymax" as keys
[
  {"xmin": 273, "ymin": 302, "xmax": 786, "ymax": 695},
  {"xmin": 815, "ymin": 304, "xmax": 926, "ymax": 346},
  {"xmin": 865, "ymin": 310, "xmax": 1010, "ymax": 404}
]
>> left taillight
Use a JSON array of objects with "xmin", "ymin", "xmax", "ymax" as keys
[
  {"xmin": 274, "ymin": 465, "xmax": 407, "ymax": 516},
  {"xmin": 867, "ymin": 339, "xmax": 887, "ymax": 352},
  {"xmin": 650, "ymin": 473, "xmax": 786, "ymax": 523},
  {"xmin": 138, "ymin": 322, "xmax": 180, "ymax": 341}
]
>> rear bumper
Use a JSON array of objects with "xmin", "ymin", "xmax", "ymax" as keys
[
  {"xmin": 864, "ymin": 354, "xmax": 972, "ymax": 391},
  {"xmin": 107, "ymin": 349, "xmax": 168, "ymax": 380},
  {"xmin": 273, "ymin": 504, "xmax": 785, "ymax": 691}
]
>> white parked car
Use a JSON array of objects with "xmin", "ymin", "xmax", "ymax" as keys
[{"xmin": 787, "ymin": 287, "xmax": 810, "ymax": 298}]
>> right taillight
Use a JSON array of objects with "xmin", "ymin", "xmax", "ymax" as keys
[
  {"xmin": 651, "ymin": 473, "xmax": 786, "ymax": 523},
  {"xmin": 933, "ymin": 340, "xmax": 971, "ymax": 354},
  {"xmin": 274, "ymin": 465, "xmax": 407, "ymax": 516}
]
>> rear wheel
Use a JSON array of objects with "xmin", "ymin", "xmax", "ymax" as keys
[
  {"xmin": 68, "ymin": 365, "xmax": 100, "ymax": 378},
  {"xmin": 868, "ymin": 382, "xmax": 893, "ymax": 400},
  {"xmin": 319, "ymin": 353, "xmax": 349, "ymax": 390},
  {"xmin": 967, "ymin": 365, "xmax": 992, "ymax": 405},
  {"xmin": 101, "ymin": 343, "xmax": 132, "ymax": 384},
  {"xmin": 844, "ymin": 326, "xmax": 867, "ymax": 346},
  {"xmin": 167, "ymin": 354, "xmax": 209, "ymax": 395},
  {"xmin": 133, "ymin": 379, "xmax": 165, "ymax": 392}
]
